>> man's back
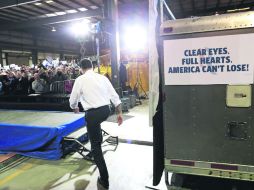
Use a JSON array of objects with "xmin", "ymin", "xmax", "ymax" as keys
[
  {"xmin": 69, "ymin": 59, "xmax": 123, "ymax": 190},
  {"xmin": 71, "ymin": 70, "xmax": 120, "ymax": 111}
]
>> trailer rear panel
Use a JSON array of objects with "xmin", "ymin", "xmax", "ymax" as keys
[{"xmin": 161, "ymin": 11, "xmax": 254, "ymax": 180}]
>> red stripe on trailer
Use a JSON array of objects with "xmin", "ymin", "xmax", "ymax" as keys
[
  {"xmin": 171, "ymin": 159, "xmax": 195, "ymax": 166},
  {"xmin": 211, "ymin": 163, "xmax": 238, "ymax": 171}
]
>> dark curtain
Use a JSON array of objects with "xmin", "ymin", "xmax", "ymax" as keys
[{"xmin": 153, "ymin": 3, "xmax": 165, "ymax": 186}]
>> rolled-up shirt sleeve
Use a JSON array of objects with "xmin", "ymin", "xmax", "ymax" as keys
[
  {"xmin": 105, "ymin": 77, "xmax": 121, "ymax": 107},
  {"xmin": 69, "ymin": 79, "xmax": 81, "ymax": 109}
]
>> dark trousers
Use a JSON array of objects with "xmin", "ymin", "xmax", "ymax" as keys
[{"xmin": 85, "ymin": 105, "xmax": 110, "ymax": 185}]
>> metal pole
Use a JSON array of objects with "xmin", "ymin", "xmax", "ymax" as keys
[
  {"xmin": 96, "ymin": 36, "xmax": 101, "ymax": 74},
  {"xmin": 32, "ymin": 34, "xmax": 38, "ymax": 66},
  {"xmin": 160, "ymin": 0, "xmax": 164, "ymax": 23},
  {"xmin": 103, "ymin": 0, "xmax": 120, "ymax": 89},
  {"xmin": 32, "ymin": 50, "xmax": 38, "ymax": 66},
  {"xmin": 5, "ymin": 53, "xmax": 9, "ymax": 66},
  {"xmin": 0, "ymin": 49, "xmax": 2, "ymax": 67},
  {"xmin": 79, "ymin": 38, "xmax": 86, "ymax": 59},
  {"xmin": 60, "ymin": 52, "xmax": 64, "ymax": 60},
  {"xmin": 163, "ymin": 0, "xmax": 176, "ymax": 20}
]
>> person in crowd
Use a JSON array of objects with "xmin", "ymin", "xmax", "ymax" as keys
[
  {"xmin": 53, "ymin": 68, "xmax": 67, "ymax": 82},
  {"xmin": 28, "ymin": 71, "xmax": 35, "ymax": 94},
  {"xmin": 47, "ymin": 70, "xmax": 55, "ymax": 84},
  {"xmin": 65, "ymin": 68, "xmax": 74, "ymax": 80},
  {"xmin": 119, "ymin": 61, "xmax": 128, "ymax": 91},
  {"xmin": 32, "ymin": 73, "xmax": 47, "ymax": 94},
  {"xmin": 21, "ymin": 71, "xmax": 29, "ymax": 94},
  {"xmin": 69, "ymin": 59, "xmax": 123, "ymax": 190},
  {"xmin": 0, "ymin": 73, "xmax": 8, "ymax": 95},
  {"xmin": 4, "ymin": 72, "xmax": 17, "ymax": 95},
  {"xmin": 16, "ymin": 71, "xmax": 29, "ymax": 95},
  {"xmin": 0, "ymin": 60, "xmax": 85, "ymax": 95},
  {"xmin": 15, "ymin": 71, "xmax": 23, "ymax": 94}
]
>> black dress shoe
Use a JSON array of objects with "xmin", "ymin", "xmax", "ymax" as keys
[
  {"xmin": 97, "ymin": 177, "xmax": 109, "ymax": 190},
  {"xmin": 85, "ymin": 152, "xmax": 94, "ymax": 162}
]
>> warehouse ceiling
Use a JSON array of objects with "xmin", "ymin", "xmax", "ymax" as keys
[
  {"xmin": 0, "ymin": 0, "xmax": 147, "ymax": 31},
  {"xmin": 0, "ymin": 0, "xmax": 148, "ymax": 55},
  {"xmin": 0, "ymin": 0, "xmax": 252, "ymax": 31},
  {"xmin": 0, "ymin": 0, "xmax": 253, "ymax": 55}
]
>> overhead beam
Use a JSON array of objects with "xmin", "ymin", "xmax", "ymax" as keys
[
  {"xmin": 71, "ymin": 0, "xmax": 91, "ymax": 10},
  {"xmin": 0, "ymin": 0, "xmax": 40, "ymax": 9},
  {"xmin": 41, "ymin": 2, "xmax": 65, "ymax": 12},
  {"xmin": 0, "ymin": 9, "xmax": 28, "ymax": 19},
  {"xmin": 0, "ymin": 16, "xmax": 15, "ymax": 22},
  {"xmin": 54, "ymin": 0, "xmax": 85, "ymax": 10},
  {"xmin": 11, "ymin": 6, "xmax": 38, "ymax": 16},
  {"xmin": 86, "ymin": 0, "xmax": 101, "ymax": 8},
  {"xmin": 0, "ymin": 30, "xmax": 75, "ymax": 45},
  {"xmin": 0, "ymin": 31, "xmax": 78, "ymax": 53},
  {"xmin": 53, "ymin": 0, "xmax": 89, "ymax": 14},
  {"xmin": 4, "ymin": 7, "xmax": 36, "ymax": 18},
  {"xmin": 0, "ymin": 12, "xmax": 25, "ymax": 21},
  {"xmin": 31, "ymin": 4, "xmax": 53, "ymax": 13},
  {"xmin": 18, "ymin": 6, "xmax": 48, "ymax": 15},
  {"xmin": 0, "ymin": 8, "xmax": 103, "ymax": 31},
  {"xmin": 0, "ymin": 41, "xmax": 79, "ymax": 54}
]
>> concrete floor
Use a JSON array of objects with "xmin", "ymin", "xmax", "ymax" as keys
[
  {"xmin": 0, "ymin": 100, "xmax": 168, "ymax": 190},
  {"xmin": 103, "ymin": 100, "xmax": 152, "ymax": 143}
]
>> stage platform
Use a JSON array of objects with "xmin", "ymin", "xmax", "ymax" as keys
[
  {"xmin": 0, "ymin": 110, "xmax": 86, "ymax": 160},
  {"xmin": 0, "ymin": 94, "xmax": 71, "ymax": 111}
]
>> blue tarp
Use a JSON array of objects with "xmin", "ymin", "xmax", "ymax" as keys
[{"xmin": 0, "ymin": 111, "xmax": 86, "ymax": 160}]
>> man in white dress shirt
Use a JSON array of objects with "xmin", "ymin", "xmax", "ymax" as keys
[{"xmin": 69, "ymin": 58, "xmax": 123, "ymax": 190}]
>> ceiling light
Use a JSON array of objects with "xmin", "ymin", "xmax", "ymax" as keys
[
  {"xmin": 78, "ymin": 8, "xmax": 88, "ymax": 12},
  {"xmin": 52, "ymin": 27, "xmax": 56, "ymax": 32},
  {"xmin": 66, "ymin": 10, "xmax": 78, "ymax": 14},
  {"xmin": 124, "ymin": 25, "xmax": 147, "ymax": 51},
  {"xmin": 46, "ymin": 13, "xmax": 57, "ymax": 17},
  {"xmin": 81, "ymin": 18, "xmax": 90, "ymax": 24},
  {"xmin": 227, "ymin": 9, "xmax": 236, "ymax": 13},
  {"xmin": 90, "ymin": 5, "xmax": 98, "ymax": 9},
  {"xmin": 70, "ymin": 19, "xmax": 91, "ymax": 37},
  {"xmin": 35, "ymin": 2, "xmax": 42, "ymax": 5},
  {"xmin": 227, "ymin": 7, "xmax": 250, "ymax": 13},
  {"xmin": 55, "ymin": 12, "xmax": 66, "ymax": 15},
  {"xmin": 239, "ymin": 7, "xmax": 250, "ymax": 11},
  {"xmin": 46, "ymin": 0, "xmax": 54, "ymax": 3},
  {"xmin": 38, "ymin": 15, "xmax": 47, "ymax": 18}
]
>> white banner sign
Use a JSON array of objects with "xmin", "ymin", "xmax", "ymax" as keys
[{"xmin": 164, "ymin": 33, "xmax": 254, "ymax": 85}]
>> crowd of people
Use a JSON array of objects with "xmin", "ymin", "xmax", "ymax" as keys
[{"xmin": 0, "ymin": 63, "xmax": 81, "ymax": 95}]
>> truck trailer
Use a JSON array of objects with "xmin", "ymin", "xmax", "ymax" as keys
[{"xmin": 160, "ymin": 11, "xmax": 254, "ymax": 187}]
